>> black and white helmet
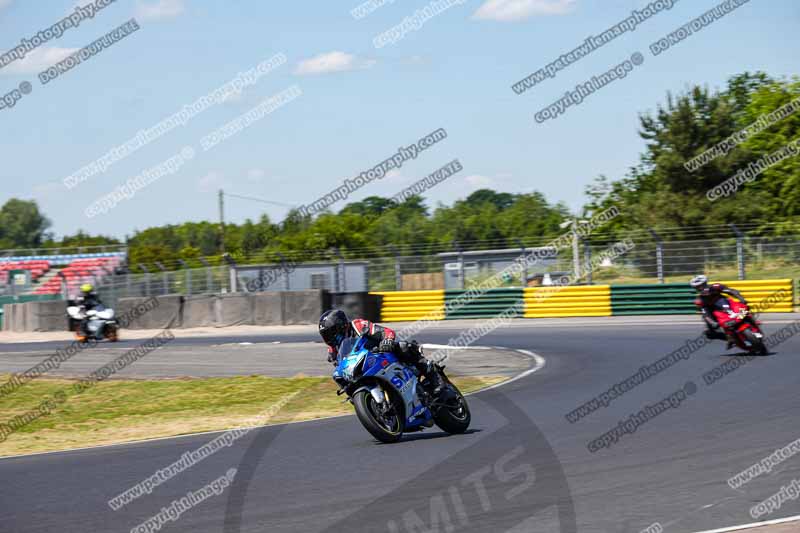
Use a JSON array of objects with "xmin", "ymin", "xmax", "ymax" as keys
[{"xmin": 689, "ymin": 274, "xmax": 708, "ymax": 290}]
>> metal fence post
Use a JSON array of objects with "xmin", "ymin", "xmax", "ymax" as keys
[
  {"xmin": 454, "ymin": 241, "xmax": 465, "ymax": 290},
  {"xmin": 58, "ymin": 271, "xmax": 68, "ymax": 300},
  {"xmin": 331, "ymin": 247, "xmax": 344, "ymax": 293},
  {"xmin": 199, "ymin": 257, "xmax": 212, "ymax": 293},
  {"xmin": 223, "ymin": 254, "xmax": 237, "ymax": 292},
  {"xmin": 648, "ymin": 229, "xmax": 664, "ymax": 284},
  {"xmin": 516, "ymin": 239, "xmax": 527, "ymax": 288},
  {"xmin": 584, "ymin": 241, "xmax": 593, "ymax": 285},
  {"xmin": 155, "ymin": 262, "xmax": 168, "ymax": 295},
  {"xmin": 102, "ymin": 266, "xmax": 116, "ymax": 307},
  {"xmin": 139, "ymin": 264, "xmax": 151, "ymax": 297},
  {"xmin": 178, "ymin": 259, "xmax": 191, "ymax": 296},
  {"xmin": 572, "ymin": 227, "xmax": 581, "ymax": 281},
  {"xmin": 731, "ymin": 224, "xmax": 745, "ymax": 280},
  {"xmin": 276, "ymin": 253, "xmax": 291, "ymax": 291},
  {"xmin": 395, "ymin": 256, "xmax": 402, "ymax": 291},
  {"xmin": 389, "ymin": 245, "xmax": 402, "ymax": 291}
]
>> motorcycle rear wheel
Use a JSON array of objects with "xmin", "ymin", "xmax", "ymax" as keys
[
  {"xmin": 432, "ymin": 382, "xmax": 471, "ymax": 434},
  {"xmin": 106, "ymin": 324, "xmax": 119, "ymax": 342},
  {"xmin": 353, "ymin": 390, "xmax": 403, "ymax": 443}
]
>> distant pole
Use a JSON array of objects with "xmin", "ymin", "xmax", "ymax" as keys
[
  {"xmin": 178, "ymin": 259, "xmax": 191, "ymax": 296},
  {"xmin": 584, "ymin": 241, "xmax": 593, "ymax": 285},
  {"xmin": 222, "ymin": 253, "xmax": 237, "ymax": 293},
  {"xmin": 199, "ymin": 257, "xmax": 213, "ymax": 292},
  {"xmin": 516, "ymin": 239, "xmax": 527, "ymax": 288},
  {"xmin": 731, "ymin": 224, "xmax": 745, "ymax": 280},
  {"xmin": 388, "ymin": 245, "xmax": 402, "ymax": 291},
  {"xmin": 648, "ymin": 229, "xmax": 664, "ymax": 284},
  {"xmin": 139, "ymin": 264, "xmax": 151, "ymax": 297},
  {"xmin": 218, "ymin": 189, "xmax": 225, "ymax": 254},
  {"xmin": 453, "ymin": 241, "xmax": 465, "ymax": 290},
  {"xmin": 571, "ymin": 223, "xmax": 581, "ymax": 281},
  {"xmin": 276, "ymin": 252, "xmax": 291, "ymax": 290}
]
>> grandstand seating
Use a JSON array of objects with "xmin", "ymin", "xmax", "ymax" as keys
[
  {"xmin": 30, "ymin": 255, "xmax": 123, "ymax": 296},
  {"xmin": 0, "ymin": 260, "xmax": 51, "ymax": 285}
]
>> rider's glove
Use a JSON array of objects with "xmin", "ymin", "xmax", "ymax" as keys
[
  {"xmin": 326, "ymin": 347, "xmax": 337, "ymax": 364},
  {"xmin": 377, "ymin": 338, "xmax": 396, "ymax": 353}
]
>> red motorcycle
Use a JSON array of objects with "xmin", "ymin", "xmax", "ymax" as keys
[{"xmin": 712, "ymin": 299, "xmax": 767, "ymax": 355}]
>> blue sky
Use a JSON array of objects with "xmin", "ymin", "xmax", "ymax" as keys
[{"xmin": 0, "ymin": 0, "xmax": 797, "ymax": 239}]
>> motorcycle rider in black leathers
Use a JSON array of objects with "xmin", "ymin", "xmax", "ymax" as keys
[
  {"xmin": 319, "ymin": 309, "xmax": 443, "ymax": 394},
  {"xmin": 690, "ymin": 275, "xmax": 748, "ymax": 349}
]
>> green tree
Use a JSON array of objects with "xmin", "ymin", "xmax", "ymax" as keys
[{"xmin": 0, "ymin": 199, "xmax": 51, "ymax": 249}]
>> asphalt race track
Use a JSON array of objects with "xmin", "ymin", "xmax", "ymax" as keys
[{"xmin": 1, "ymin": 318, "xmax": 799, "ymax": 533}]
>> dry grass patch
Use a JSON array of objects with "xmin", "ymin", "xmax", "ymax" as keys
[{"xmin": 0, "ymin": 374, "xmax": 504, "ymax": 456}]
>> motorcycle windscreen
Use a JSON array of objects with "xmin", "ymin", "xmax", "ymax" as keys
[{"xmin": 336, "ymin": 337, "xmax": 366, "ymax": 381}]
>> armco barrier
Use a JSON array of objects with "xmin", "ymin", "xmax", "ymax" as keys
[
  {"xmin": 524, "ymin": 285, "xmax": 612, "ymax": 318},
  {"xmin": 610, "ymin": 284, "xmax": 696, "ymax": 315},
  {"xmin": 444, "ymin": 288, "xmax": 523, "ymax": 319},
  {"xmin": 372, "ymin": 290, "xmax": 444, "ymax": 322}
]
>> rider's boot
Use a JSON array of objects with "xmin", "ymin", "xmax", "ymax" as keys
[{"xmin": 725, "ymin": 334, "xmax": 735, "ymax": 350}]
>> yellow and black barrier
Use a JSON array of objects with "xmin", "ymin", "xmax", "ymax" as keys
[
  {"xmin": 716, "ymin": 279, "xmax": 794, "ymax": 313},
  {"xmin": 372, "ymin": 279, "xmax": 794, "ymax": 322},
  {"xmin": 524, "ymin": 285, "xmax": 612, "ymax": 318},
  {"xmin": 371, "ymin": 290, "xmax": 445, "ymax": 322}
]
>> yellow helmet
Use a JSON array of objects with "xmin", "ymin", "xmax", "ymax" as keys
[{"xmin": 80, "ymin": 283, "xmax": 94, "ymax": 293}]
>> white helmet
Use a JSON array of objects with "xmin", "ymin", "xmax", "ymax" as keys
[{"xmin": 689, "ymin": 274, "xmax": 708, "ymax": 289}]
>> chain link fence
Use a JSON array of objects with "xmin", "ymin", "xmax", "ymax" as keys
[
  {"xmin": 11, "ymin": 235, "xmax": 798, "ymax": 307},
  {"xmin": 93, "ymin": 266, "xmax": 231, "ymax": 309}
]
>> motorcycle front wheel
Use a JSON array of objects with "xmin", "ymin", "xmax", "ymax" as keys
[
  {"xmin": 353, "ymin": 390, "xmax": 403, "ymax": 443},
  {"xmin": 742, "ymin": 328, "xmax": 767, "ymax": 355}
]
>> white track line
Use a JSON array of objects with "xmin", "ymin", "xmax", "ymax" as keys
[
  {"xmin": 0, "ymin": 344, "xmax": 546, "ymax": 461},
  {"xmin": 692, "ymin": 514, "xmax": 800, "ymax": 532}
]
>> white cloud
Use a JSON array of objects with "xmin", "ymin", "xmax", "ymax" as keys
[
  {"xmin": 463, "ymin": 174, "xmax": 496, "ymax": 188},
  {"xmin": 197, "ymin": 171, "xmax": 229, "ymax": 193},
  {"xmin": 1, "ymin": 47, "xmax": 77, "ymax": 75},
  {"xmin": 382, "ymin": 169, "xmax": 407, "ymax": 185},
  {"xmin": 246, "ymin": 168, "xmax": 265, "ymax": 182},
  {"xmin": 473, "ymin": 0, "xmax": 576, "ymax": 21},
  {"xmin": 135, "ymin": 0, "xmax": 185, "ymax": 21},
  {"xmin": 0, "ymin": 0, "xmax": 12, "ymax": 10},
  {"xmin": 294, "ymin": 51, "xmax": 376, "ymax": 76}
]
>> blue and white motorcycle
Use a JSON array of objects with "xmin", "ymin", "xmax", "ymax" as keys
[{"xmin": 333, "ymin": 336, "xmax": 471, "ymax": 443}]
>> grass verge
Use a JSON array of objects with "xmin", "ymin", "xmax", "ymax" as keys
[{"xmin": 0, "ymin": 374, "xmax": 505, "ymax": 457}]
